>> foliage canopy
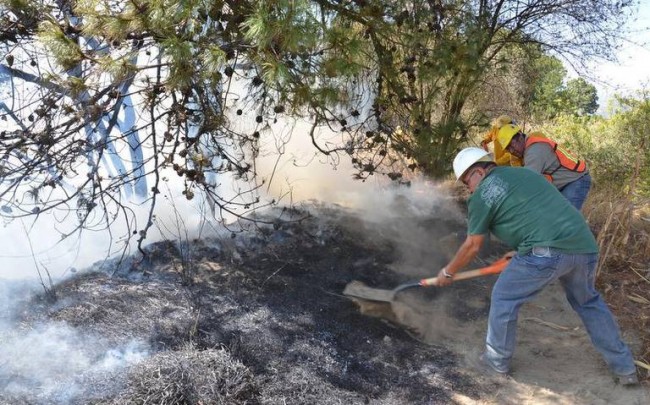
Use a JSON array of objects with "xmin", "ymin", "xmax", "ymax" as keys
[{"xmin": 0, "ymin": 0, "xmax": 635, "ymax": 248}]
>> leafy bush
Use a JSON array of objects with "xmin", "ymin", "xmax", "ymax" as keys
[{"xmin": 542, "ymin": 95, "xmax": 649, "ymax": 198}]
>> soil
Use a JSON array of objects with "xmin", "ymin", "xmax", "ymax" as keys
[{"xmin": 0, "ymin": 202, "xmax": 648, "ymax": 404}]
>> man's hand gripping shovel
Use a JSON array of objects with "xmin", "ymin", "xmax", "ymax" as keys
[{"xmin": 343, "ymin": 253, "xmax": 514, "ymax": 303}]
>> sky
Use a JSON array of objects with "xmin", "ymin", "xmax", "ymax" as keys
[{"xmin": 588, "ymin": 1, "xmax": 650, "ymax": 112}]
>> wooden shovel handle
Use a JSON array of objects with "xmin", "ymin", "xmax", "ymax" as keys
[{"xmin": 419, "ymin": 255, "xmax": 512, "ymax": 287}]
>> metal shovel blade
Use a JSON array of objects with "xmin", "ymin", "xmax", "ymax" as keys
[
  {"xmin": 342, "ymin": 280, "xmax": 420, "ymax": 303},
  {"xmin": 343, "ymin": 256, "xmax": 511, "ymax": 303}
]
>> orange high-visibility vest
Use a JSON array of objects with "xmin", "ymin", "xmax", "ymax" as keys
[{"xmin": 525, "ymin": 136, "xmax": 587, "ymax": 181}]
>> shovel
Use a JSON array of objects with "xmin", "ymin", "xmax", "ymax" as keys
[{"xmin": 343, "ymin": 255, "xmax": 512, "ymax": 303}]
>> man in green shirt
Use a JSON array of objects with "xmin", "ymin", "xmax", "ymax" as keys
[{"xmin": 435, "ymin": 147, "xmax": 638, "ymax": 385}]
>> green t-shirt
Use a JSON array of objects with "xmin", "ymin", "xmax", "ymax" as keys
[{"xmin": 467, "ymin": 166, "xmax": 598, "ymax": 254}]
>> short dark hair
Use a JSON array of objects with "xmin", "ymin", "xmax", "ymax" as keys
[{"xmin": 471, "ymin": 161, "xmax": 496, "ymax": 171}]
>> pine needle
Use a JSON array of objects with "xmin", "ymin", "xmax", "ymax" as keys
[
  {"xmin": 627, "ymin": 293, "xmax": 650, "ymax": 305},
  {"xmin": 631, "ymin": 267, "xmax": 650, "ymax": 284},
  {"xmin": 634, "ymin": 360, "xmax": 650, "ymax": 371}
]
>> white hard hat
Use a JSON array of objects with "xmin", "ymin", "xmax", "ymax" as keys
[{"xmin": 453, "ymin": 147, "xmax": 494, "ymax": 181}]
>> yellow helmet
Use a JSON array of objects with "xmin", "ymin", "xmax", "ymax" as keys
[
  {"xmin": 497, "ymin": 124, "xmax": 521, "ymax": 148},
  {"xmin": 484, "ymin": 115, "xmax": 516, "ymax": 142}
]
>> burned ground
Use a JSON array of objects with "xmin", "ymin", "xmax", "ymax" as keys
[
  {"xmin": 1, "ymin": 202, "xmax": 647, "ymax": 404},
  {"xmin": 1, "ymin": 202, "xmax": 500, "ymax": 404}
]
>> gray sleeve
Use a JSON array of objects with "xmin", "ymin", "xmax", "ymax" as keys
[{"xmin": 524, "ymin": 143, "xmax": 559, "ymax": 175}]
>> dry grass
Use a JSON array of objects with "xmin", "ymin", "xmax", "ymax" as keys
[
  {"xmin": 586, "ymin": 195, "xmax": 650, "ymax": 274},
  {"xmin": 584, "ymin": 189, "xmax": 650, "ymax": 379},
  {"xmin": 103, "ymin": 345, "xmax": 258, "ymax": 405}
]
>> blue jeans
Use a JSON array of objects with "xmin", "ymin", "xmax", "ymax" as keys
[
  {"xmin": 561, "ymin": 173, "xmax": 592, "ymax": 211},
  {"xmin": 484, "ymin": 248, "xmax": 636, "ymax": 375}
]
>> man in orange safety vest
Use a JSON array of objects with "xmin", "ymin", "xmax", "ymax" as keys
[{"xmin": 497, "ymin": 124, "xmax": 591, "ymax": 211}]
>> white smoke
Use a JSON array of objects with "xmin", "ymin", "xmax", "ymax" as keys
[
  {"xmin": 0, "ymin": 317, "xmax": 148, "ymax": 403},
  {"xmin": 0, "ymin": 183, "xmax": 220, "ymax": 281},
  {"xmin": 0, "ymin": 81, "xmax": 467, "ymax": 402}
]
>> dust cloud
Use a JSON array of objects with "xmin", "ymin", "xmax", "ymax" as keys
[
  {"xmin": 255, "ymin": 117, "xmax": 467, "ymax": 278},
  {"xmin": 253, "ymin": 118, "xmax": 477, "ymax": 350}
]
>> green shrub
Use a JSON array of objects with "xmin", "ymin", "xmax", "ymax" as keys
[{"xmin": 541, "ymin": 95, "xmax": 649, "ymax": 198}]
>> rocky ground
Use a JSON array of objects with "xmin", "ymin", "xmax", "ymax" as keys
[{"xmin": 0, "ymin": 201, "xmax": 648, "ymax": 404}]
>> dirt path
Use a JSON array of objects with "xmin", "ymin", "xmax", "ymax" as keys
[{"xmin": 386, "ymin": 280, "xmax": 650, "ymax": 404}]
